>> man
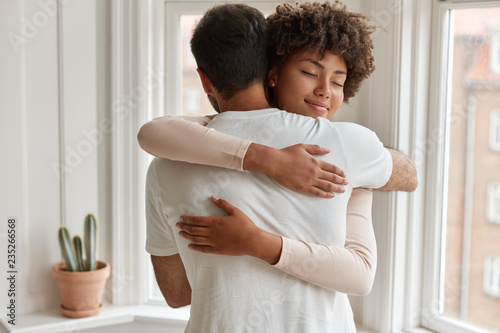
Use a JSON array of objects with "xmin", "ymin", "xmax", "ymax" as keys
[{"xmin": 145, "ymin": 4, "xmax": 414, "ymax": 332}]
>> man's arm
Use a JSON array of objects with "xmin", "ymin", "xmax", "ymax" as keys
[
  {"xmin": 150, "ymin": 254, "xmax": 191, "ymax": 308},
  {"xmin": 377, "ymin": 148, "xmax": 418, "ymax": 192}
]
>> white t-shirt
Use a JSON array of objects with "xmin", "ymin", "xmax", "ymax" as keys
[{"xmin": 146, "ymin": 108, "xmax": 392, "ymax": 332}]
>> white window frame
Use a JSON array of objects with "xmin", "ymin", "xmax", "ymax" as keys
[
  {"xmin": 484, "ymin": 256, "xmax": 500, "ymax": 297},
  {"xmin": 111, "ymin": 0, "xmax": 435, "ymax": 330},
  {"xmin": 491, "ymin": 33, "xmax": 500, "ymax": 73},
  {"xmin": 358, "ymin": 1, "xmax": 500, "ymax": 333},
  {"xmin": 490, "ymin": 109, "xmax": 500, "ymax": 151},
  {"xmin": 487, "ymin": 182, "xmax": 500, "ymax": 224},
  {"xmin": 420, "ymin": 2, "xmax": 500, "ymax": 333},
  {"xmin": 111, "ymin": 0, "xmax": 500, "ymax": 331},
  {"xmin": 111, "ymin": 0, "xmax": 298, "ymax": 310}
]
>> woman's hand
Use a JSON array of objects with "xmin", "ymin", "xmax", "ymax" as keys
[
  {"xmin": 177, "ymin": 196, "xmax": 282, "ymax": 264},
  {"xmin": 243, "ymin": 143, "xmax": 347, "ymax": 198}
]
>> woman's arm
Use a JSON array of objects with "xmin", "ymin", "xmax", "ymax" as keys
[
  {"xmin": 177, "ymin": 188, "xmax": 376, "ymax": 296},
  {"xmin": 137, "ymin": 115, "xmax": 347, "ymax": 197},
  {"xmin": 137, "ymin": 115, "xmax": 249, "ymax": 171},
  {"xmin": 274, "ymin": 188, "xmax": 376, "ymax": 295}
]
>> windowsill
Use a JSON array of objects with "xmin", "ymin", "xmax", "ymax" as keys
[
  {"xmin": 0, "ymin": 304, "xmax": 189, "ymax": 333},
  {"xmin": 0, "ymin": 304, "xmax": 438, "ymax": 333}
]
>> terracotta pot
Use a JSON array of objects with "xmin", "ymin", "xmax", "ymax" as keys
[{"xmin": 52, "ymin": 261, "xmax": 110, "ymax": 318}]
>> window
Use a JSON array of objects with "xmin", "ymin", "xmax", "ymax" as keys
[
  {"xmin": 180, "ymin": 15, "xmax": 209, "ymax": 117},
  {"xmin": 488, "ymin": 182, "xmax": 500, "ymax": 224},
  {"xmin": 424, "ymin": 2, "xmax": 500, "ymax": 332},
  {"xmin": 491, "ymin": 33, "xmax": 500, "ymax": 73},
  {"xmin": 484, "ymin": 256, "xmax": 500, "ymax": 298},
  {"xmin": 149, "ymin": 0, "xmax": 286, "ymax": 306},
  {"xmin": 490, "ymin": 109, "xmax": 500, "ymax": 151}
]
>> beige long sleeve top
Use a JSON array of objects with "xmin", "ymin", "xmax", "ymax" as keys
[{"xmin": 138, "ymin": 115, "xmax": 377, "ymax": 296}]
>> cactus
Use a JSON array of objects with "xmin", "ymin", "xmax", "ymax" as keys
[
  {"xmin": 58, "ymin": 227, "xmax": 78, "ymax": 272},
  {"xmin": 57, "ymin": 213, "xmax": 99, "ymax": 272},
  {"xmin": 73, "ymin": 236, "xmax": 84, "ymax": 272},
  {"xmin": 84, "ymin": 214, "xmax": 97, "ymax": 271}
]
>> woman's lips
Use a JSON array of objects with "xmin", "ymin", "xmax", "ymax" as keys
[{"xmin": 305, "ymin": 99, "xmax": 329, "ymax": 114}]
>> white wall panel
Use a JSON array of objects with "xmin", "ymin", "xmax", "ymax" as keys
[
  {"xmin": 60, "ymin": 0, "xmax": 98, "ymax": 240},
  {"xmin": 0, "ymin": 0, "xmax": 99, "ymax": 316},
  {"xmin": 22, "ymin": 0, "xmax": 62, "ymax": 309}
]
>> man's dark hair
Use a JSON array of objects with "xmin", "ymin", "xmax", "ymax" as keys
[{"xmin": 191, "ymin": 4, "xmax": 271, "ymax": 101}]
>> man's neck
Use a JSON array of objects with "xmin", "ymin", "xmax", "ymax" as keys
[{"xmin": 218, "ymin": 84, "xmax": 271, "ymax": 112}]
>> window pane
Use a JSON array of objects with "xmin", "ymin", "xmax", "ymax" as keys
[
  {"xmin": 443, "ymin": 6, "xmax": 500, "ymax": 332},
  {"xmin": 490, "ymin": 110, "xmax": 500, "ymax": 151},
  {"xmin": 180, "ymin": 15, "xmax": 215, "ymax": 116}
]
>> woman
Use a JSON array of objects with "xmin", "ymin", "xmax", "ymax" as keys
[{"xmin": 140, "ymin": 2, "xmax": 379, "ymax": 331}]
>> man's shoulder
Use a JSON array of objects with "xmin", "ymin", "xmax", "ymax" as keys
[
  {"xmin": 146, "ymin": 157, "xmax": 174, "ymax": 182},
  {"xmin": 332, "ymin": 121, "xmax": 382, "ymax": 143},
  {"xmin": 330, "ymin": 121, "xmax": 372, "ymax": 132}
]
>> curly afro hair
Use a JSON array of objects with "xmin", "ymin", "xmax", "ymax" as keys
[{"xmin": 267, "ymin": 1, "xmax": 377, "ymax": 102}]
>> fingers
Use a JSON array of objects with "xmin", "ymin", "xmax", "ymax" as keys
[
  {"xmin": 187, "ymin": 244, "xmax": 218, "ymax": 254},
  {"xmin": 319, "ymin": 170, "xmax": 348, "ymax": 188},
  {"xmin": 176, "ymin": 222, "xmax": 209, "ymax": 236},
  {"xmin": 303, "ymin": 144, "xmax": 330, "ymax": 156},
  {"xmin": 307, "ymin": 187, "xmax": 335, "ymax": 198},
  {"xmin": 179, "ymin": 215, "xmax": 213, "ymax": 227},
  {"xmin": 315, "ymin": 179, "xmax": 345, "ymax": 194},
  {"xmin": 319, "ymin": 160, "xmax": 346, "ymax": 179},
  {"xmin": 210, "ymin": 195, "xmax": 237, "ymax": 215},
  {"xmin": 178, "ymin": 230, "xmax": 211, "ymax": 245}
]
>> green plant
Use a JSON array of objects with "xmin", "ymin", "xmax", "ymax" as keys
[{"xmin": 58, "ymin": 213, "xmax": 98, "ymax": 272}]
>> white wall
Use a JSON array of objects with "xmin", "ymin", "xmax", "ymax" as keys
[{"xmin": 0, "ymin": 0, "xmax": 111, "ymax": 315}]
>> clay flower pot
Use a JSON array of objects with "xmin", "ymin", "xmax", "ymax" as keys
[{"xmin": 52, "ymin": 261, "xmax": 110, "ymax": 318}]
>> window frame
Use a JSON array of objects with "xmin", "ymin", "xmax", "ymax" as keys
[
  {"xmin": 487, "ymin": 182, "xmax": 500, "ymax": 224},
  {"xmin": 420, "ymin": 1, "xmax": 500, "ymax": 333},
  {"xmin": 484, "ymin": 256, "xmax": 500, "ymax": 298},
  {"xmin": 490, "ymin": 109, "xmax": 500, "ymax": 151},
  {"xmin": 112, "ymin": 0, "xmax": 500, "ymax": 331},
  {"xmin": 359, "ymin": 1, "xmax": 500, "ymax": 333},
  {"xmin": 491, "ymin": 33, "xmax": 500, "ymax": 73}
]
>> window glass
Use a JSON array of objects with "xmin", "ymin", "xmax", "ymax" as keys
[
  {"xmin": 490, "ymin": 109, "xmax": 500, "ymax": 151},
  {"xmin": 443, "ymin": 6, "xmax": 500, "ymax": 331},
  {"xmin": 180, "ymin": 15, "xmax": 214, "ymax": 116},
  {"xmin": 491, "ymin": 34, "xmax": 500, "ymax": 73},
  {"xmin": 487, "ymin": 182, "xmax": 500, "ymax": 224},
  {"xmin": 484, "ymin": 256, "xmax": 500, "ymax": 298}
]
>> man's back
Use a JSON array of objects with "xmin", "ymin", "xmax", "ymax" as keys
[{"xmin": 146, "ymin": 108, "xmax": 391, "ymax": 332}]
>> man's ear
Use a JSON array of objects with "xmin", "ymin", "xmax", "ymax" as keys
[
  {"xmin": 267, "ymin": 66, "xmax": 279, "ymax": 87},
  {"xmin": 197, "ymin": 68, "xmax": 214, "ymax": 95}
]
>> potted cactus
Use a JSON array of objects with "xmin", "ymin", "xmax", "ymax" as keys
[{"xmin": 52, "ymin": 213, "xmax": 110, "ymax": 318}]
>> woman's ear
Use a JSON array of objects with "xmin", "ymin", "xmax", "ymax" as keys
[
  {"xmin": 197, "ymin": 68, "xmax": 214, "ymax": 94},
  {"xmin": 267, "ymin": 66, "xmax": 278, "ymax": 87}
]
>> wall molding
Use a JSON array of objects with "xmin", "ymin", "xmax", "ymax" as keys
[
  {"xmin": 361, "ymin": 0, "xmax": 432, "ymax": 331},
  {"xmin": 111, "ymin": 0, "xmax": 153, "ymax": 306}
]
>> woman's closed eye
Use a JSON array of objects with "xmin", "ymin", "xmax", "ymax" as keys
[
  {"xmin": 332, "ymin": 81, "xmax": 344, "ymax": 87},
  {"xmin": 301, "ymin": 70, "xmax": 317, "ymax": 77}
]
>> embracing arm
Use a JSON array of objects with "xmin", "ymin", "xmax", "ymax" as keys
[
  {"xmin": 177, "ymin": 189, "xmax": 376, "ymax": 296},
  {"xmin": 137, "ymin": 115, "xmax": 249, "ymax": 171},
  {"xmin": 137, "ymin": 115, "xmax": 346, "ymax": 197},
  {"xmin": 150, "ymin": 254, "xmax": 191, "ymax": 308},
  {"xmin": 274, "ymin": 188, "xmax": 376, "ymax": 295},
  {"xmin": 377, "ymin": 148, "xmax": 418, "ymax": 192}
]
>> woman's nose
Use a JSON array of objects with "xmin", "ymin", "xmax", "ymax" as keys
[{"xmin": 314, "ymin": 81, "xmax": 330, "ymax": 98}]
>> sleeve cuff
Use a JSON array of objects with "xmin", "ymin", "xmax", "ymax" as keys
[{"xmin": 145, "ymin": 244, "xmax": 179, "ymax": 257}]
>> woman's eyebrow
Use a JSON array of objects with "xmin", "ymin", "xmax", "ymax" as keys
[
  {"xmin": 302, "ymin": 58, "xmax": 347, "ymax": 75},
  {"xmin": 302, "ymin": 58, "xmax": 325, "ymax": 69}
]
